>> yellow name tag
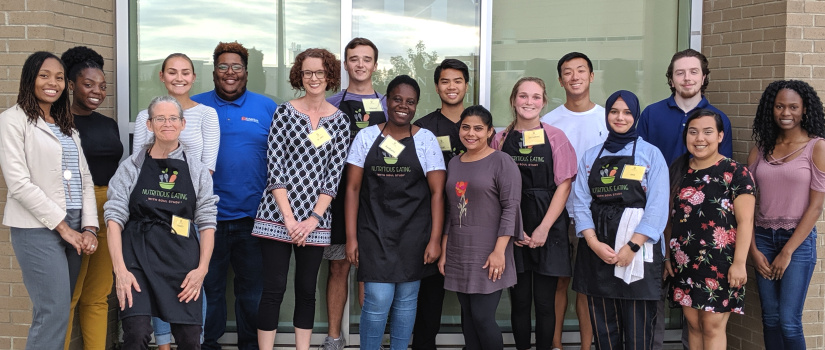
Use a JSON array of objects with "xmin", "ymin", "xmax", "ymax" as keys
[
  {"xmin": 308, "ymin": 127, "xmax": 332, "ymax": 148},
  {"xmin": 523, "ymin": 129, "xmax": 545, "ymax": 146},
  {"xmin": 171, "ymin": 215, "xmax": 190, "ymax": 237},
  {"xmin": 437, "ymin": 136, "xmax": 452, "ymax": 151},
  {"xmin": 363, "ymin": 98, "xmax": 383, "ymax": 112},
  {"xmin": 621, "ymin": 165, "xmax": 646, "ymax": 181},
  {"xmin": 379, "ymin": 135, "xmax": 406, "ymax": 158}
]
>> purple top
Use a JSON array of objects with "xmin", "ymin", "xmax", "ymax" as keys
[
  {"xmin": 750, "ymin": 138, "xmax": 825, "ymax": 229},
  {"xmin": 443, "ymin": 150, "xmax": 523, "ymax": 294}
]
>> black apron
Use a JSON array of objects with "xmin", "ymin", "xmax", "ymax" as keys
[
  {"xmin": 501, "ymin": 128, "xmax": 571, "ymax": 277},
  {"xmin": 356, "ymin": 126, "xmax": 432, "ymax": 282},
  {"xmin": 120, "ymin": 151, "xmax": 202, "ymax": 324},
  {"xmin": 330, "ymin": 90, "xmax": 387, "ymax": 244},
  {"xmin": 572, "ymin": 141, "xmax": 662, "ymax": 300}
]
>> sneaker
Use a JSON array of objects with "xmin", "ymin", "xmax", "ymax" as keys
[{"xmin": 320, "ymin": 336, "xmax": 345, "ymax": 350}]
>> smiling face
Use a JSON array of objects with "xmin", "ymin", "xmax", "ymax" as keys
[
  {"xmin": 685, "ymin": 115, "xmax": 723, "ymax": 160},
  {"xmin": 513, "ymin": 80, "xmax": 546, "ymax": 122},
  {"xmin": 212, "ymin": 52, "xmax": 247, "ymax": 101},
  {"xmin": 70, "ymin": 67, "xmax": 106, "ymax": 114},
  {"xmin": 301, "ymin": 57, "xmax": 328, "ymax": 96},
  {"xmin": 35, "ymin": 58, "xmax": 66, "ymax": 113},
  {"xmin": 773, "ymin": 88, "xmax": 806, "ymax": 131},
  {"xmin": 386, "ymin": 83, "xmax": 418, "ymax": 126},
  {"xmin": 344, "ymin": 44, "xmax": 376, "ymax": 84},
  {"xmin": 607, "ymin": 97, "xmax": 634, "ymax": 134},
  {"xmin": 436, "ymin": 68, "xmax": 467, "ymax": 107},
  {"xmin": 670, "ymin": 56, "xmax": 705, "ymax": 99},
  {"xmin": 459, "ymin": 115, "xmax": 493, "ymax": 152},
  {"xmin": 161, "ymin": 56, "xmax": 195, "ymax": 97},
  {"xmin": 147, "ymin": 101, "xmax": 186, "ymax": 143},
  {"xmin": 558, "ymin": 57, "xmax": 593, "ymax": 98}
]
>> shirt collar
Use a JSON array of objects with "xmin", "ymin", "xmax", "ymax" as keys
[
  {"xmin": 665, "ymin": 94, "xmax": 710, "ymax": 113},
  {"xmin": 212, "ymin": 90, "xmax": 248, "ymax": 107}
]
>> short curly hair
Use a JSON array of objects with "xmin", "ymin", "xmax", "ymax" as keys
[
  {"xmin": 289, "ymin": 48, "xmax": 340, "ymax": 92},
  {"xmin": 61, "ymin": 46, "xmax": 104, "ymax": 83},
  {"xmin": 753, "ymin": 80, "xmax": 825, "ymax": 159},
  {"xmin": 213, "ymin": 41, "xmax": 249, "ymax": 67}
]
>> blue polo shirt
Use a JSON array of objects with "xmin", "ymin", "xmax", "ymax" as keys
[
  {"xmin": 638, "ymin": 95, "xmax": 733, "ymax": 166},
  {"xmin": 192, "ymin": 90, "xmax": 278, "ymax": 221}
]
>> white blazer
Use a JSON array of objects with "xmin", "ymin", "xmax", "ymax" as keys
[{"xmin": 0, "ymin": 104, "xmax": 97, "ymax": 230}]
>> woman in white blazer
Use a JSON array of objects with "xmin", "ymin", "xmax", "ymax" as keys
[{"xmin": 0, "ymin": 51, "xmax": 98, "ymax": 350}]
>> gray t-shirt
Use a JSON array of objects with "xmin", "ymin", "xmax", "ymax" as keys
[{"xmin": 443, "ymin": 150, "xmax": 523, "ymax": 294}]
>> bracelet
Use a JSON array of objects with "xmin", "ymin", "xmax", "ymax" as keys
[
  {"xmin": 310, "ymin": 211, "xmax": 323, "ymax": 222},
  {"xmin": 82, "ymin": 228, "xmax": 98, "ymax": 238}
]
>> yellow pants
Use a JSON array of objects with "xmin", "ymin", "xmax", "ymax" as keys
[{"xmin": 64, "ymin": 186, "xmax": 114, "ymax": 350}]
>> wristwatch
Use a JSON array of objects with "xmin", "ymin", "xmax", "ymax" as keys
[
  {"xmin": 310, "ymin": 211, "xmax": 323, "ymax": 222},
  {"xmin": 82, "ymin": 228, "xmax": 98, "ymax": 238},
  {"xmin": 626, "ymin": 240, "xmax": 640, "ymax": 252}
]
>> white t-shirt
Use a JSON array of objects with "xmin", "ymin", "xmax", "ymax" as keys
[
  {"xmin": 541, "ymin": 104, "xmax": 607, "ymax": 163},
  {"xmin": 347, "ymin": 125, "xmax": 446, "ymax": 174},
  {"xmin": 541, "ymin": 103, "xmax": 607, "ymax": 215}
]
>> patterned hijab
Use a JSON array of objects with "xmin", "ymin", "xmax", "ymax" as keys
[{"xmin": 603, "ymin": 90, "xmax": 640, "ymax": 153}]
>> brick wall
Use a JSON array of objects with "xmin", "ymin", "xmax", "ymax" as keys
[
  {"xmin": 703, "ymin": 0, "xmax": 825, "ymax": 349},
  {"xmin": 0, "ymin": 0, "xmax": 116, "ymax": 349}
]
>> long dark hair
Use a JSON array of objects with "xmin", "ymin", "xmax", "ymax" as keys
[
  {"xmin": 17, "ymin": 51, "xmax": 73, "ymax": 135},
  {"xmin": 753, "ymin": 80, "xmax": 825, "ymax": 160},
  {"xmin": 668, "ymin": 109, "xmax": 725, "ymax": 202}
]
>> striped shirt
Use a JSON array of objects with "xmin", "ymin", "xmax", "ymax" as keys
[
  {"xmin": 47, "ymin": 123, "xmax": 83, "ymax": 209},
  {"xmin": 133, "ymin": 103, "xmax": 220, "ymax": 171}
]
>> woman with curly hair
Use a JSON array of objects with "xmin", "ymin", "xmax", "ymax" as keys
[
  {"xmin": 747, "ymin": 80, "xmax": 825, "ymax": 350},
  {"xmin": 0, "ymin": 52, "xmax": 98, "ymax": 349},
  {"xmin": 666, "ymin": 109, "xmax": 755, "ymax": 350},
  {"xmin": 61, "ymin": 46, "xmax": 121, "ymax": 350},
  {"xmin": 251, "ymin": 48, "xmax": 349, "ymax": 350}
]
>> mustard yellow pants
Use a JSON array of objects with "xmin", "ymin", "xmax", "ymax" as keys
[{"xmin": 64, "ymin": 186, "xmax": 114, "ymax": 350}]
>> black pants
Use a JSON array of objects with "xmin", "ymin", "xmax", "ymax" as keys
[
  {"xmin": 587, "ymin": 295, "xmax": 657, "ymax": 350},
  {"xmin": 510, "ymin": 272, "xmax": 558, "ymax": 350},
  {"xmin": 456, "ymin": 290, "xmax": 503, "ymax": 350},
  {"xmin": 412, "ymin": 272, "xmax": 446, "ymax": 350},
  {"xmin": 257, "ymin": 238, "xmax": 324, "ymax": 330},
  {"xmin": 122, "ymin": 315, "xmax": 201, "ymax": 350}
]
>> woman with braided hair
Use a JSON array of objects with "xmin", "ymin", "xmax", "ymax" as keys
[
  {"xmin": 0, "ymin": 51, "xmax": 99, "ymax": 349},
  {"xmin": 61, "ymin": 45, "xmax": 121, "ymax": 350},
  {"xmin": 748, "ymin": 80, "xmax": 825, "ymax": 350}
]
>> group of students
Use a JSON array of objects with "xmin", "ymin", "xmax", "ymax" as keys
[{"xmin": 0, "ymin": 36, "xmax": 821, "ymax": 350}]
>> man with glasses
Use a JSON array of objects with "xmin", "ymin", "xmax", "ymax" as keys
[
  {"xmin": 192, "ymin": 41, "xmax": 278, "ymax": 350},
  {"xmin": 320, "ymin": 37, "xmax": 386, "ymax": 350}
]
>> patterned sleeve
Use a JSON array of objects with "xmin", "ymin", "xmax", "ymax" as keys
[
  {"xmin": 320, "ymin": 112, "xmax": 351, "ymax": 198},
  {"xmin": 265, "ymin": 105, "xmax": 288, "ymax": 192},
  {"xmin": 200, "ymin": 105, "xmax": 220, "ymax": 171},
  {"xmin": 731, "ymin": 161, "xmax": 756, "ymax": 198},
  {"xmin": 416, "ymin": 130, "xmax": 446, "ymax": 173},
  {"xmin": 133, "ymin": 109, "xmax": 151, "ymax": 151}
]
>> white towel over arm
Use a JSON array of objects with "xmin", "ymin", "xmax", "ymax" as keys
[{"xmin": 613, "ymin": 207, "xmax": 653, "ymax": 284}]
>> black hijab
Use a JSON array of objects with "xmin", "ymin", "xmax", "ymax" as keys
[{"xmin": 603, "ymin": 90, "xmax": 640, "ymax": 153}]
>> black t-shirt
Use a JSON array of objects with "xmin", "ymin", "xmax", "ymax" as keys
[
  {"xmin": 413, "ymin": 109, "xmax": 465, "ymax": 165},
  {"xmin": 74, "ymin": 111, "xmax": 123, "ymax": 186}
]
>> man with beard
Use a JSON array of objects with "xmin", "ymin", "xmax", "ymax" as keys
[
  {"xmin": 193, "ymin": 41, "xmax": 278, "ymax": 350},
  {"xmin": 637, "ymin": 49, "xmax": 732, "ymax": 350}
]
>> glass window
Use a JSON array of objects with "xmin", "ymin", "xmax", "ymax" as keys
[{"xmin": 490, "ymin": 0, "xmax": 688, "ymax": 127}]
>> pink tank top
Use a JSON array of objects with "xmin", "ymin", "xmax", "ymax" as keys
[{"xmin": 751, "ymin": 138, "xmax": 825, "ymax": 229}]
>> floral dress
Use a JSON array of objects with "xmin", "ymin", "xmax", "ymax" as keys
[{"xmin": 669, "ymin": 158, "xmax": 755, "ymax": 314}]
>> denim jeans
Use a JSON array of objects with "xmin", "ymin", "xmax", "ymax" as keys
[
  {"xmin": 152, "ymin": 291, "xmax": 206, "ymax": 345},
  {"xmin": 755, "ymin": 226, "xmax": 817, "ymax": 350},
  {"xmin": 361, "ymin": 281, "xmax": 421, "ymax": 350},
  {"xmin": 203, "ymin": 218, "xmax": 263, "ymax": 350}
]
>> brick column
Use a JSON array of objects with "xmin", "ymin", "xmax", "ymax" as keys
[
  {"xmin": 703, "ymin": 0, "xmax": 825, "ymax": 349},
  {"xmin": 0, "ymin": 1, "xmax": 115, "ymax": 349}
]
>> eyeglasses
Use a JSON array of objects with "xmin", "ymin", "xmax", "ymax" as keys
[
  {"xmin": 217, "ymin": 64, "xmax": 245, "ymax": 73},
  {"xmin": 301, "ymin": 70, "xmax": 326, "ymax": 79},
  {"xmin": 151, "ymin": 117, "xmax": 183, "ymax": 124}
]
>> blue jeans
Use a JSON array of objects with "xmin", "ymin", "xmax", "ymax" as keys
[
  {"xmin": 361, "ymin": 281, "xmax": 421, "ymax": 350},
  {"xmin": 755, "ymin": 226, "xmax": 817, "ymax": 350},
  {"xmin": 203, "ymin": 218, "xmax": 263, "ymax": 350},
  {"xmin": 152, "ymin": 291, "xmax": 206, "ymax": 345}
]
